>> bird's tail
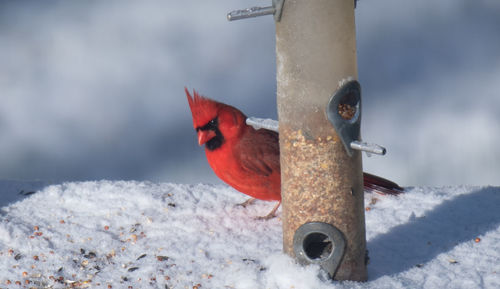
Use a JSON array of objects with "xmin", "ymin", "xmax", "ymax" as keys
[{"xmin": 363, "ymin": 172, "xmax": 404, "ymax": 195}]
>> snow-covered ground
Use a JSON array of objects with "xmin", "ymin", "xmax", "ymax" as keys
[{"xmin": 0, "ymin": 181, "xmax": 498, "ymax": 288}]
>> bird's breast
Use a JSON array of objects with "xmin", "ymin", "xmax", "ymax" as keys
[{"xmin": 205, "ymin": 144, "xmax": 280, "ymax": 201}]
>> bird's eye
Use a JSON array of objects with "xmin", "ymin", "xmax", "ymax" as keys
[{"xmin": 197, "ymin": 117, "xmax": 218, "ymax": 132}]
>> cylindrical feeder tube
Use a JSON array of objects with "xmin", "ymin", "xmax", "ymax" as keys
[{"xmin": 276, "ymin": 0, "xmax": 367, "ymax": 281}]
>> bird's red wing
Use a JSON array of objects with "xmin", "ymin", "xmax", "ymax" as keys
[{"xmin": 236, "ymin": 128, "xmax": 280, "ymax": 177}]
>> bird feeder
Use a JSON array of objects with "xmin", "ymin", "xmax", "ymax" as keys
[{"xmin": 228, "ymin": 0, "xmax": 375, "ymax": 281}]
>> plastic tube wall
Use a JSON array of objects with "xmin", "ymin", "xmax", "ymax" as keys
[{"xmin": 276, "ymin": 0, "xmax": 367, "ymax": 281}]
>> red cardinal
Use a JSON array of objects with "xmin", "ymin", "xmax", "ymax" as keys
[{"xmin": 185, "ymin": 88, "xmax": 403, "ymax": 219}]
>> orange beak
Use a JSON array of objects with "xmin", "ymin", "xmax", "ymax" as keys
[{"xmin": 197, "ymin": 130, "xmax": 216, "ymax": 146}]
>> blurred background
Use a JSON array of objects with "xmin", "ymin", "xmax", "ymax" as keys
[{"xmin": 0, "ymin": 0, "xmax": 499, "ymax": 187}]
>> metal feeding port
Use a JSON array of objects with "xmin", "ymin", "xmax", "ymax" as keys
[
  {"xmin": 327, "ymin": 80, "xmax": 387, "ymax": 157},
  {"xmin": 293, "ymin": 222, "xmax": 346, "ymax": 279}
]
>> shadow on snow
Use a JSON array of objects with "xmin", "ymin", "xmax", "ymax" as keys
[
  {"xmin": 0, "ymin": 180, "xmax": 48, "ymax": 210},
  {"xmin": 368, "ymin": 186, "xmax": 500, "ymax": 278}
]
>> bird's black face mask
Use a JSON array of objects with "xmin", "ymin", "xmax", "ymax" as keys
[{"xmin": 196, "ymin": 117, "xmax": 224, "ymax": 151}]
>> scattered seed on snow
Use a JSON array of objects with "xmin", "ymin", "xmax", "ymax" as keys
[{"xmin": 157, "ymin": 256, "xmax": 169, "ymax": 261}]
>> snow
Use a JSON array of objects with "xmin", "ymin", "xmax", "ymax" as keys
[{"xmin": 0, "ymin": 181, "xmax": 498, "ymax": 288}]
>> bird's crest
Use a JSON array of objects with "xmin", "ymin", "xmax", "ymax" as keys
[{"xmin": 185, "ymin": 87, "xmax": 220, "ymax": 128}]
